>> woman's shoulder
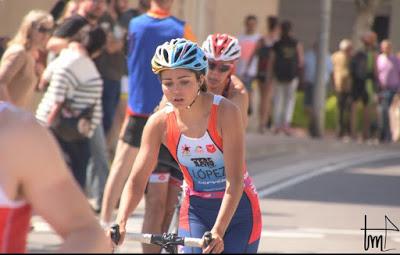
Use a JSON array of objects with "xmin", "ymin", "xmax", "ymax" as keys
[
  {"xmin": 216, "ymin": 93, "xmax": 240, "ymax": 113},
  {"xmin": 147, "ymin": 105, "xmax": 170, "ymax": 129},
  {"xmin": 2, "ymin": 44, "xmax": 27, "ymax": 61},
  {"xmin": 5, "ymin": 44, "xmax": 25, "ymax": 54},
  {"xmin": 0, "ymin": 103, "xmax": 41, "ymax": 147},
  {"xmin": 215, "ymin": 95, "xmax": 242, "ymax": 130}
]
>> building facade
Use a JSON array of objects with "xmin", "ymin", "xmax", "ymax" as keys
[{"xmin": 0, "ymin": 0, "xmax": 399, "ymax": 52}]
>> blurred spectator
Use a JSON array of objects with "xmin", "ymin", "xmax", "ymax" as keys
[
  {"xmin": 47, "ymin": 0, "xmax": 106, "ymax": 54},
  {"xmin": 45, "ymin": 0, "xmax": 109, "ymax": 213},
  {"xmin": 0, "ymin": 10, "xmax": 53, "ymax": 111},
  {"xmin": 117, "ymin": 0, "xmax": 150, "ymax": 29},
  {"xmin": 349, "ymin": 31, "xmax": 378, "ymax": 141},
  {"xmin": 50, "ymin": 0, "xmax": 70, "ymax": 21},
  {"xmin": 105, "ymin": 0, "xmax": 149, "ymax": 159},
  {"xmin": 236, "ymin": 15, "xmax": 261, "ymax": 117},
  {"xmin": 332, "ymin": 39, "xmax": 353, "ymax": 140},
  {"xmin": 250, "ymin": 15, "xmax": 280, "ymax": 133},
  {"xmin": 97, "ymin": 0, "xmax": 132, "ymax": 136},
  {"xmin": 57, "ymin": 0, "xmax": 80, "ymax": 25},
  {"xmin": 36, "ymin": 26, "xmax": 106, "ymax": 190},
  {"xmin": 376, "ymin": 40, "xmax": 400, "ymax": 143},
  {"xmin": 303, "ymin": 42, "xmax": 333, "ymax": 136},
  {"xmin": 45, "ymin": 1, "xmax": 80, "ymax": 68},
  {"xmin": 87, "ymin": 0, "xmax": 129, "ymax": 213},
  {"xmin": 389, "ymin": 92, "xmax": 400, "ymax": 142},
  {"xmin": 269, "ymin": 20, "xmax": 303, "ymax": 136}
]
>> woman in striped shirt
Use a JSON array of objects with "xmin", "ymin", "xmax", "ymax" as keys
[{"xmin": 36, "ymin": 26, "xmax": 106, "ymax": 190}]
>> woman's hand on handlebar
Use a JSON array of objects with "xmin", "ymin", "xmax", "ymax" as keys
[
  {"xmin": 108, "ymin": 223, "xmax": 126, "ymax": 247},
  {"xmin": 202, "ymin": 230, "xmax": 224, "ymax": 254}
]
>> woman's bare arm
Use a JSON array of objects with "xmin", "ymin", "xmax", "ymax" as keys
[
  {"xmin": 213, "ymin": 99, "xmax": 244, "ymax": 236},
  {"xmin": 115, "ymin": 112, "xmax": 165, "ymax": 244}
]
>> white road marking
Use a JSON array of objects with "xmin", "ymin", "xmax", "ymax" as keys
[{"xmin": 257, "ymin": 151, "xmax": 400, "ymax": 197}]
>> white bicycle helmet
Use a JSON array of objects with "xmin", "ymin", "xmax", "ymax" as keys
[
  {"xmin": 151, "ymin": 38, "xmax": 208, "ymax": 74},
  {"xmin": 202, "ymin": 33, "xmax": 241, "ymax": 61}
]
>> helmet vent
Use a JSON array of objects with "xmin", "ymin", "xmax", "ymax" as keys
[
  {"xmin": 226, "ymin": 43, "xmax": 235, "ymax": 54},
  {"xmin": 175, "ymin": 47, "xmax": 183, "ymax": 62},
  {"xmin": 181, "ymin": 56, "xmax": 196, "ymax": 66},
  {"xmin": 163, "ymin": 49, "xmax": 169, "ymax": 63},
  {"xmin": 230, "ymin": 50, "xmax": 240, "ymax": 57}
]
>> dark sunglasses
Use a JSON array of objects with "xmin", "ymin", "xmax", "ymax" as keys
[
  {"xmin": 37, "ymin": 26, "xmax": 54, "ymax": 34},
  {"xmin": 208, "ymin": 62, "xmax": 232, "ymax": 73}
]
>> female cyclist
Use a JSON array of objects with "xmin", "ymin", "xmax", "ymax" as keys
[
  {"xmin": 112, "ymin": 38, "xmax": 261, "ymax": 253},
  {"xmin": 202, "ymin": 33, "xmax": 249, "ymax": 127},
  {"xmin": 154, "ymin": 33, "xmax": 249, "ymax": 244}
]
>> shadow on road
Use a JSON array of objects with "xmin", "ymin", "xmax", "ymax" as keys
[{"xmin": 266, "ymin": 158, "xmax": 400, "ymax": 207}]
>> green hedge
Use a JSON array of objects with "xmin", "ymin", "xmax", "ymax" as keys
[
  {"xmin": 291, "ymin": 91, "xmax": 374, "ymax": 131},
  {"xmin": 292, "ymin": 91, "xmax": 338, "ymax": 130}
]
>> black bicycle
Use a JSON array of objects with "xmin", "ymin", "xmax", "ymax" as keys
[{"xmin": 110, "ymin": 224, "xmax": 212, "ymax": 254}]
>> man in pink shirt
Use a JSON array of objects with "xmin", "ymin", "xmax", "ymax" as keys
[{"xmin": 376, "ymin": 40, "xmax": 400, "ymax": 142}]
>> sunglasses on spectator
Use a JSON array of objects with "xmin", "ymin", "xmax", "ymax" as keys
[
  {"xmin": 208, "ymin": 61, "xmax": 233, "ymax": 73},
  {"xmin": 37, "ymin": 26, "xmax": 54, "ymax": 34},
  {"xmin": 89, "ymin": 0, "xmax": 106, "ymax": 4}
]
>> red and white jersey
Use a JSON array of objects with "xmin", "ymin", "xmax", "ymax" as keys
[
  {"xmin": 0, "ymin": 102, "xmax": 32, "ymax": 253},
  {"xmin": 0, "ymin": 186, "xmax": 31, "ymax": 253}
]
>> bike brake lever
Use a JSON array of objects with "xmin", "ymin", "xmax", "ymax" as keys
[
  {"xmin": 202, "ymin": 231, "xmax": 213, "ymax": 248},
  {"xmin": 110, "ymin": 223, "xmax": 121, "ymax": 245}
]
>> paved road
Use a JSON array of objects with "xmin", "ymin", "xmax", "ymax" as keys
[
  {"xmin": 260, "ymin": 156, "xmax": 400, "ymax": 253},
  {"xmin": 28, "ymin": 132, "xmax": 400, "ymax": 253}
]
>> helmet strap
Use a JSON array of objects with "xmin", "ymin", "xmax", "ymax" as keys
[{"xmin": 186, "ymin": 87, "xmax": 201, "ymax": 109}]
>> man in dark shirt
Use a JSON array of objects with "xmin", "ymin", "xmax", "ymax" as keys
[{"xmin": 269, "ymin": 20, "xmax": 304, "ymax": 136}]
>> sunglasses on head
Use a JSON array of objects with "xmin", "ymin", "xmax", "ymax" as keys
[
  {"xmin": 208, "ymin": 61, "xmax": 232, "ymax": 73},
  {"xmin": 37, "ymin": 26, "xmax": 53, "ymax": 34}
]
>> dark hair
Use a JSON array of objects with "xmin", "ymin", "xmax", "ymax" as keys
[
  {"xmin": 245, "ymin": 15, "xmax": 257, "ymax": 23},
  {"xmin": 267, "ymin": 15, "xmax": 279, "ymax": 31},
  {"xmin": 195, "ymin": 71, "xmax": 207, "ymax": 92},
  {"xmin": 80, "ymin": 26, "xmax": 106, "ymax": 56},
  {"xmin": 281, "ymin": 20, "xmax": 292, "ymax": 36}
]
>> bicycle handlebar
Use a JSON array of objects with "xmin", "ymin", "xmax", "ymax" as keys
[{"xmin": 110, "ymin": 224, "xmax": 212, "ymax": 249}]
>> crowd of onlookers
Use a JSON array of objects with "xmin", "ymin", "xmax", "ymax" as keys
[
  {"xmin": 236, "ymin": 15, "xmax": 400, "ymax": 144},
  {"xmin": 0, "ymin": 0, "xmax": 149, "ymax": 213},
  {"xmin": 330, "ymin": 36, "xmax": 400, "ymax": 144}
]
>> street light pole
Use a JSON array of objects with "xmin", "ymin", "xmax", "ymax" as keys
[{"xmin": 313, "ymin": 0, "xmax": 332, "ymax": 137}]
